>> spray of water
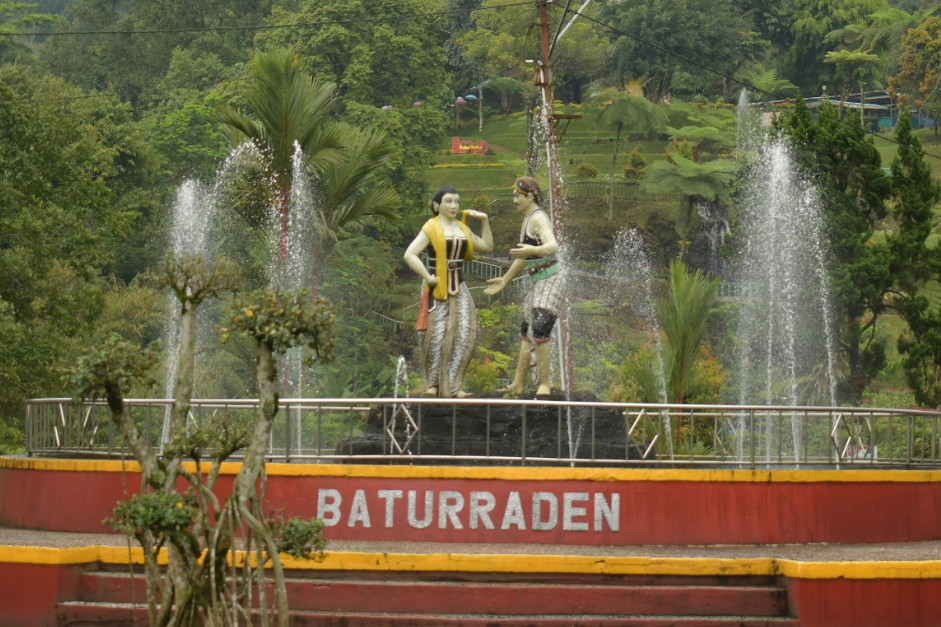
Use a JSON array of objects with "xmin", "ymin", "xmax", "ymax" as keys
[
  {"xmin": 391, "ymin": 356, "xmax": 413, "ymax": 455},
  {"xmin": 733, "ymin": 139, "xmax": 837, "ymax": 462},
  {"xmin": 160, "ymin": 180, "xmax": 219, "ymax": 446},
  {"xmin": 736, "ymin": 89, "xmax": 761, "ymax": 153},
  {"xmin": 605, "ymin": 228, "xmax": 674, "ymax": 458}
]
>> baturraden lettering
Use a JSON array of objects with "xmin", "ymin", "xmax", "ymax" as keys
[{"xmin": 317, "ymin": 488, "xmax": 619, "ymax": 532}]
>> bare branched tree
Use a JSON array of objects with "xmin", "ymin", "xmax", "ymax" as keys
[{"xmin": 65, "ymin": 256, "xmax": 333, "ymax": 627}]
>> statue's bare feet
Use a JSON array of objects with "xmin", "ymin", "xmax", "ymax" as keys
[
  {"xmin": 499, "ymin": 382, "xmax": 525, "ymax": 397},
  {"xmin": 455, "ymin": 390, "xmax": 474, "ymax": 398},
  {"xmin": 421, "ymin": 386, "xmax": 438, "ymax": 397},
  {"xmin": 535, "ymin": 384, "xmax": 552, "ymax": 396}
]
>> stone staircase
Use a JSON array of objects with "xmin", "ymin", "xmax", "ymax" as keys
[{"xmin": 58, "ymin": 567, "xmax": 799, "ymax": 626}]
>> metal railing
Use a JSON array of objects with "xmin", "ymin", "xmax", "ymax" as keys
[
  {"xmin": 717, "ymin": 281, "xmax": 762, "ymax": 300},
  {"xmin": 364, "ymin": 310, "xmax": 404, "ymax": 335},
  {"xmin": 463, "ymin": 258, "xmax": 508, "ymax": 281},
  {"xmin": 23, "ymin": 398, "xmax": 941, "ymax": 469},
  {"xmin": 563, "ymin": 181, "xmax": 640, "ymax": 201}
]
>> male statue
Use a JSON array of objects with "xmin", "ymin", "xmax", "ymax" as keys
[{"xmin": 484, "ymin": 177, "xmax": 566, "ymax": 396}]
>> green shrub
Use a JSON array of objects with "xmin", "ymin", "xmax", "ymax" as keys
[
  {"xmin": 630, "ymin": 147, "xmax": 649, "ymax": 169},
  {"xmin": 574, "ymin": 162, "xmax": 600, "ymax": 179},
  {"xmin": 465, "ymin": 357, "xmax": 500, "ymax": 391},
  {"xmin": 0, "ymin": 421, "xmax": 25, "ymax": 455},
  {"xmin": 478, "ymin": 308, "xmax": 500, "ymax": 328}
]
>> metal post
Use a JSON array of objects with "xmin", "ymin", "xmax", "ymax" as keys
[
  {"xmin": 316, "ymin": 407, "xmax": 322, "ymax": 456},
  {"xmin": 749, "ymin": 410, "xmax": 755, "ymax": 469},
  {"xmin": 557, "ymin": 406, "xmax": 562, "ymax": 459},
  {"xmin": 452, "ymin": 404, "xmax": 457, "ymax": 457},
  {"xmin": 146, "ymin": 405, "xmax": 152, "ymax": 450},
  {"xmin": 717, "ymin": 414, "xmax": 723, "ymax": 462},
  {"xmin": 285, "ymin": 402, "xmax": 292, "ymax": 463},
  {"xmin": 657, "ymin": 410, "xmax": 663, "ymax": 459},
  {"xmin": 382, "ymin": 405, "xmax": 388, "ymax": 457},
  {"xmin": 888, "ymin": 414, "xmax": 893, "ymax": 463},
  {"xmin": 803, "ymin": 411, "xmax": 808, "ymax": 464},
  {"xmin": 922, "ymin": 417, "xmax": 927, "ymax": 462},
  {"xmin": 624, "ymin": 409, "xmax": 630, "ymax": 461},
  {"xmin": 522, "ymin": 405, "xmax": 527, "ymax": 465},
  {"xmin": 25, "ymin": 403, "xmax": 31, "ymax": 456},
  {"xmin": 108, "ymin": 405, "xmax": 114, "ymax": 458},
  {"xmin": 907, "ymin": 415, "xmax": 913, "ymax": 468},
  {"xmin": 536, "ymin": 0, "xmax": 575, "ymax": 395},
  {"xmin": 689, "ymin": 411, "xmax": 694, "ymax": 461},
  {"xmin": 486, "ymin": 404, "xmax": 491, "ymax": 458},
  {"xmin": 777, "ymin": 411, "xmax": 783, "ymax": 463},
  {"xmin": 417, "ymin": 405, "xmax": 422, "ymax": 456},
  {"xmin": 591, "ymin": 407, "xmax": 596, "ymax": 461}
]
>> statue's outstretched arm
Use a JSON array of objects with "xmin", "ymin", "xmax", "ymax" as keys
[{"xmin": 484, "ymin": 258, "xmax": 525, "ymax": 296}]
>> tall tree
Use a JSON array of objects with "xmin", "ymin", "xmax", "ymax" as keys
[
  {"xmin": 780, "ymin": 97, "xmax": 893, "ymax": 403},
  {"xmin": 890, "ymin": 16, "xmax": 941, "ymax": 135},
  {"xmin": 641, "ymin": 155, "xmax": 737, "ymax": 257},
  {"xmin": 887, "ymin": 115, "xmax": 941, "ymax": 406},
  {"xmin": 42, "ymin": 0, "xmax": 268, "ymax": 107},
  {"xmin": 256, "ymin": 0, "xmax": 450, "ymax": 213},
  {"xmin": 218, "ymin": 49, "xmax": 345, "ymax": 264},
  {"xmin": 783, "ymin": 0, "xmax": 887, "ymax": 93},
  {"xmin": 218, "ymin": 49, "xmax": 401, "ymax": 291},
  {"xmin": 602, "ymin": 0, "xmax": 759, "ymax": 103},
  {"xmin": 0, "ymin": 1, "xmax": 55, "ymax": 62},
  {"xmin": 588, "ymin": 92, "xmax": 666, "ymax": 219},
  {"xmin": 0, "ymin": 64, "xmax": 159, "ymax": 424},
  {"xmin": 458, "ymin": 0, "xmax": 609, "ymax": 103}
]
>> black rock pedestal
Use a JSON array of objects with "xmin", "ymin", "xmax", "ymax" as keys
[{"xmin": 336, "ymin": 393, "xmax": 652, "ymax": 465}]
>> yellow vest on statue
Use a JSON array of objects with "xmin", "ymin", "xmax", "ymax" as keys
[{"xmin": 421, "ymin": 216, "xmax": 474, "ymax": 302}]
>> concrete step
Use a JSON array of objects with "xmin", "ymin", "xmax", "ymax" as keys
[
  {"xmin": 77, "ymin": 572, "xmax": 789, "ymax": 617},
  {"xmin": 57, "ymin": 603, "xmax": 801, "ymax": 627}
]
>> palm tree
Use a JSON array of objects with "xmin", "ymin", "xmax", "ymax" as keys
[
  {"xmin": 640, "ymin": 155, "xmax": 737, "ymax": 257},
  {"xmin": 217, "ymin": 49, "xmax": 346, "ymax": 263},
  {"xmin": 590, "ymin": 92, "xmax": 666, "ymax": 219},
  {"xmin": 828, "ymin": 7, "xmax": 936, "ymax": 59},
  {"xmin": 659, "ymin": 260, "xmax": 719, "ymax": 404},
  {"xmin": 666, "ymin": 126, "xmax": 736, "ymax": 161},
  {"xmin": 316, "ymin": 124, "xmax": 402, "ymax": 265},
  {"xmin": 824, "ymin": 49, "xmax": 880, "ymax": 123},
  {"xmin": 218, "ymin": 49, "xmax": 401, "ymax": 296},
  {"xmin": 742, "ymin": 68, "xmax": 798, "ymax": 103}
]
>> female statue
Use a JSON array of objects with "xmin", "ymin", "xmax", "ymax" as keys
[
  {"xmin": 404, "ymin": 186, "xmax": 493, "ymax": 397},
  {"xmin": 484, "ymin": 177, "xmax": 565, "ymax": 396}
]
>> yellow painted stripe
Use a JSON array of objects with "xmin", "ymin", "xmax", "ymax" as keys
[
  {"xmin": 3, "ymin": 544, "xmax": 941, "ymax": 580},
  {"xmin": 4, "ymin": 456, "xmax": 941, "ymax": 483}
]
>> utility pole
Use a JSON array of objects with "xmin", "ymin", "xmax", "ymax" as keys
[{"xmin": 533, "ymin": 0, "xmax": 577, "ymax": 395}]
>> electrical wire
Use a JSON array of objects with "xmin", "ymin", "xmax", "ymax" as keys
[
  {"xmin": 572, "ymin": 8, "xmax": 941, "ymax": 163},
  {"xmin": 5, "ymin": 1, "xmax": 533, "ymax": 37}
]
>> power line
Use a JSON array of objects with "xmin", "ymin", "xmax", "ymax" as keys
[
  {"xmin": 573, "ymin": 9, "xmax": 941, "ymax": 164},
  {"xmin": 6, "ymin": 1, "xmax": 533, "ymax": 37}
]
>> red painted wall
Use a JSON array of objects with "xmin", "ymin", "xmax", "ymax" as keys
[
  {"xmin": 786, "ymin": 578, "xmax": 941, "ymax": 627},
  {"xmin": 0, "ymin": 562, "xmax": 82, "ymax": 627},
  {"xmin": 3, "ymin": 465, "xmax": 941, "ymax": 545}
]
